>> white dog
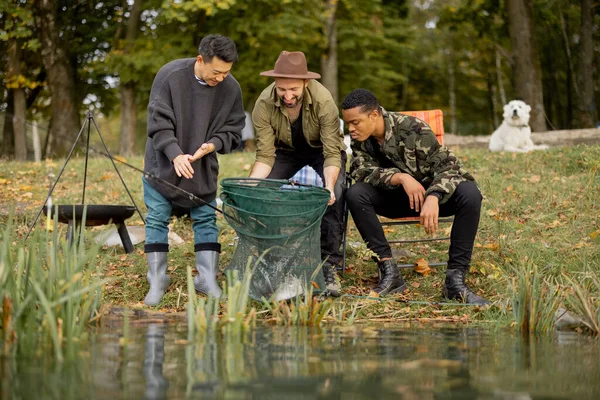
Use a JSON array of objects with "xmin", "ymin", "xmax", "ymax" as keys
[{"xmin": 489, "ymin": 100, "xmax": 548, "ymax": 152}]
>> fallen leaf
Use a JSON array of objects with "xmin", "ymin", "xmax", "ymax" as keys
[
  {"xmin": 411, "ymin": 282, "xmax": 421, "ymax": 288},
  {"xmin": 310, "ymin": 281, "xmax": 320, "ymax": 290},
  {"xmin": 0, "ymin": 179, "xmax": 9, "ymax": 185},
  {"xmin": 367, "ymin": 291, "xmax": 379, "ymax": 298},
  {"xmin": 483, "ymin": 243, "xmax": 500, "ymax": 251},
  {"xmin": 414, "ymin": 258, "xmax": 431, "ymax": 276}
]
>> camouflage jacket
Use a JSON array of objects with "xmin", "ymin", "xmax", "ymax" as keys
[{"xmin": 350, "ymin": 108, "xmax": 477, "ymax": 204}]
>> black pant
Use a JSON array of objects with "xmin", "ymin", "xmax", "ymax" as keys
[
  {"xmin": 267, "ymin": 149, "xmax": 347, "ymax": 266},
  {"xmin": 345, "ymin": 181, "xmax": 482, "ymax": 269}
]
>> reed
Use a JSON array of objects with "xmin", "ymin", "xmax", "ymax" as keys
[
  {"xmin": 0, "ymin": 214, "xmax": 111, "ymax": 361},
  {"xmin": 187, "ymin": 257, "xmax": 256, "ymax": 337},
  {"xmin": 563, "ymin": 272, "xmax": 600, "ymax": 334},
  {"xmin": 505, "ymin": 259, "xmax": 562, "ymax": 336},
  {"xmin": 261, "ymin": 264, "xmax": 334, "ymax": 326}
]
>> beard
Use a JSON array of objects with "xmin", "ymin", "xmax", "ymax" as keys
[{"xmin": 280, "ymin": 95, "xmax": 303, "ymax": 108}]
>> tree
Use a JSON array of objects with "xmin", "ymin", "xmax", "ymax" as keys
[
  {"xmin": 33, "ymin": 0, "xmax": 81, "ymax": 156},
  {"xmin": 321, "ymin": 0, "xmax": 339, "ymax": 104},
  {"xmin": 506, "ymin": 0, "xmax": 546, "ymax": 131},
  {"xmin": 7, "ymin": 36, "xmax": 26, "ymax": 160},
  {"xmin": 116, "ymin": 0, "xmax": 144, "ymax": 156},
  {"xmin": 576, "ymin": 0, "xmax": 595, "ymax": 128}
]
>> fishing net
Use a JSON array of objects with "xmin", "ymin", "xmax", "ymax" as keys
[{"xmin": 220, "ymin": 178, "xmax": 330, "ymax": 301}]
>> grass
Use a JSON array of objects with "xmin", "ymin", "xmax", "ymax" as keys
[
  {"xmin": 1, "ymin": 145, "xmax": 599, "ymax": 328},
  {"xmin": 0, "ymin": 215, "xmax": 110, "ymax": 361}
]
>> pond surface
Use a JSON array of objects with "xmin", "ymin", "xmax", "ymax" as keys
[{"xmin": 4, "ymin": 317, "xmax": 600, "ymax": 399}]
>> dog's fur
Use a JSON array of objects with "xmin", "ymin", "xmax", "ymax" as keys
[{"xmin": 489, "ymin": 100, "xmax": 548, "ymax": 152}]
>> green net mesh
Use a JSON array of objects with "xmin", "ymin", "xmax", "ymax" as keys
[{"xmin": 220, "ymin": 178, "xmax": 330, "ymax": 301}]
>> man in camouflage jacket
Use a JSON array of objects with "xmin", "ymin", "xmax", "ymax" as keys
[{"xmin": 341, "ymin": 89, "xmax": 489, "ymax": 305}]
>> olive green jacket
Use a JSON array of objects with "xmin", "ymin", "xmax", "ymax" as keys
[
  {"xmin": 350, "ymin": 108, "xmax": 477, "ymax": 204},
  {"xmin": 252, "ymin": 80, "xmax": 345, "ymax": 169}
]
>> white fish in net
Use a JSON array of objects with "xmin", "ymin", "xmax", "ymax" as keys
[{"xmin": 272, "ymin": 275, "xmax": 305, "ymax": 302}]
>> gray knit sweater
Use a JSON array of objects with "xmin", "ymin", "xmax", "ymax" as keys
[{"xmin": 144, "ymin": 58, "xmax": 244, "ymax": 207}]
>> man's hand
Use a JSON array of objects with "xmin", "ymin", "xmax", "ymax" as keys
[
  {"xmin": 420, "ymin": 195, "xmax": 440, "ymax": 235},
  {"xmin": 189, "ymin": 143, "xmax": 215, "ymax": 162},
  {"xmin": 392, "ymin": 173, "xmax": 426, "ymax": 212},
  {"xmin": 173, "ymin": 154, "xmax": 194, "ymax": 179},
  {"xmin": 326, "ymin": 186, "xmax": 336, "ymax": 206}
]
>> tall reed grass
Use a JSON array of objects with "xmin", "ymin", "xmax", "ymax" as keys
[
  {"xmin": 0, "ymin": 214, "xmax": 111, "ymax": 361},
  {"xmin": 186, "ymin": 258, "xmax": 256, "ymax": 338},
  {"xmin": 505, "ymin": 259, "xmax": 562, "ymax": 336},
  {"xmin": 563, "ymin": 272, "xmax": 600, "ymax": 334},
  {"xmin": 261, "ymin": 264, "xmax": 334, "ymax": 326}
]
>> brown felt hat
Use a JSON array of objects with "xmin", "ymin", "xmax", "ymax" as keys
[{"xmin": 260, "ymin": 51, "xmax": 321, "ymax": 79}]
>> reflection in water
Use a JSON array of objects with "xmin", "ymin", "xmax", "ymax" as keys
[
  {"xmin": 4, "ymin": 321, "xmax": 600, "ymax": 399},
  {"xmin": 144, "ymin": 324, "xmax": 169, "ymax": 400}
]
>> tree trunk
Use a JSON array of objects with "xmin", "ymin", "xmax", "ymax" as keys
[
  {"xmin": 495, "ymin": 48, "xmax": 507, "ymax": 106},
  {"xmin": 506, "ymin": 0, "xmax": 547, "ymax": 131},
  {"xmin": 2, "ymin": 92, "xmax": 15, "ymax": 157},
  {"xmin": 120, "ymin": 83, "xmax": 136, "ymax": 156},
  {"xmin": 34, "ymin": 0, "xmax": 80, "ymax": 157},
  {"xmin": 119, "ymin": 0, "xmax": 143, "ymax": 156},
  {"xmin": 320, "ymin": 0, "xmax": 338, "ymax": 105},
  {"xmin": 7, "ymin": 38, "xmax": 27, "ymax": 161},
  {"xmin": 576, "ymin": 0, "xmax": 595, "ymax": 128},
  {"xmin": 560, "ymin": 9, "xmax": 576, "ymax": 128},
  {"xmin": 448, "ymin": 52, "xmax": 457, "ymax": 134}
]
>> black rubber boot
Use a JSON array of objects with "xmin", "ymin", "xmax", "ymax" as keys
[
  {"xmin": 373, "ymin": 259, "xmax": 407, "ymax": 296},
  {"xmin": 322, "ymin": 261, "xmax": 342, "ymax": 297},
  {"xmin": 442, "ymin": 268, "xmax": 490, "ymax": 306}
]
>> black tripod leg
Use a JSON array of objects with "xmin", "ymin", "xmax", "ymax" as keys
[{"xmin": 116, "ymin": 221, "xmax": 134, "ymax": 254}]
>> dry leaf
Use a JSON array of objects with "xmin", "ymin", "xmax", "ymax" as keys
[
  {"xmin": 590, "ymin": 230, "xmax": 600, "ymax": 240},
  {"xmin": 411, "ymin": 282, "xmax": 421, "ymax": 288},
  {"xmin": 483, "ymin": 243, "xmax": 500, "ymax": 251},
  {"xmin": 310, "ymin": 281, "xmax": 320, "ymax": 290},
  {"xmin": 414, "ymin": 258, "xmax": 431, "ymax": 276},
  {"xmin": 367, "ymin": 290, "xmax": 380, "ymax": 298},
  {"xmin": 0, "ymin": 179, "xmax": 9, "ymax": 185}
]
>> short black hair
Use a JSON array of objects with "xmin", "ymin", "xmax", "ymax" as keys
[
  {"xmin": 198, "ymin": 34, "xmax": 239, "ymax": 63},
  {"xmin": 341, "ymin": 88, "xmax": 380, "ymax": 113}
]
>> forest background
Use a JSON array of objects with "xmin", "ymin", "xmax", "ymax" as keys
[{"xmin": 0, "ymin": 0, "xmax": 598, "ymax": 160}]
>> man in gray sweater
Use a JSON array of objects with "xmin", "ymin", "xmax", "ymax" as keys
[{"xmin": 143, "ymin": 34, "xmax": 245, "ymax": 306}]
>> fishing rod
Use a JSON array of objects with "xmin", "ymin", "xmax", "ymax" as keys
[{"xmin": 338, "ymin": 293, "xmax": 482, "ymax": 307}]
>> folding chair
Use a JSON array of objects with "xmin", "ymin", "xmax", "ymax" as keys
[{"xmin": 341, "ymin": 109, "xmax": 452, "ymax": 275}]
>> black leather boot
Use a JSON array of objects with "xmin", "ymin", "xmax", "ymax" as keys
[
  {"xmin": 442, "ymin": 268, "xmax": 490, "ymax": 305},
  {"xmin": 373, "ymin": 259, "xmax": 407, "ymax": 296},
  {"xmin": 322, "ymin": 261, "xmax": 342, "ymax": 297}
]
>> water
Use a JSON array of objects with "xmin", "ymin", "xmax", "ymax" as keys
[{"xmin": 3, "ymin": 317, "xmax": 600, "ymax": 399}]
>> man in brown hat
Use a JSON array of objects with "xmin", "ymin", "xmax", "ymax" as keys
[{"xmin": 249, "ymin": 50, "xmax": 346, "ymax": 297}]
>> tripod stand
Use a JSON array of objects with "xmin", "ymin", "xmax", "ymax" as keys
[{"xmin": 25, "ymin": 111, "xmax": 145, "ymax": 253}]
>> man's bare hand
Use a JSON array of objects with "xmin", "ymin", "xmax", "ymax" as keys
[
  {"xmin": 420, "ymin": 195, "xmax": 439, "ymax": 235},
  {"xmin": 173, "ymin": 154, "xmax": 194, "ymax": 179},
  {"xmin": 327, "ymin": 187, "xmax": 336, "ymax": 206},
  {"xmin": 189, "ymin": 143, "xmax": 215, "ymax": 162},
  {"xmin": 395, "ymin": 173, "xmax": 426, "ymax": 212}
]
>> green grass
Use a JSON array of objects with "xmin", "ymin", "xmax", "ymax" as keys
[
  {"xmin": 0, "ymin": 216, "xmax": 109, "ymax": 361},
  {"xmin": 1, "ymin": 145, "xmax": 599, "ymax": 328}
]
